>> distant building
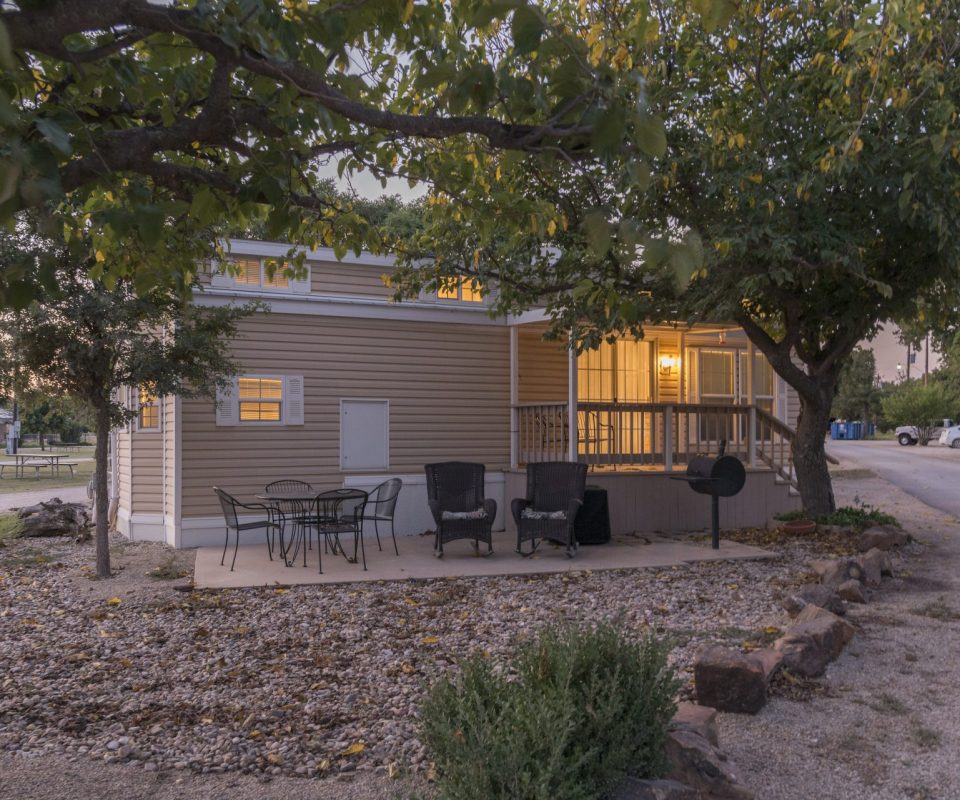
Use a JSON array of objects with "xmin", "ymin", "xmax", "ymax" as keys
[
  {"xmin": 0, "ymin": 407, "xmax": 12, "ymax": 441},
  {"xmin": 863, "ymin": 323, "xmax": 941, "ymax": 384}
]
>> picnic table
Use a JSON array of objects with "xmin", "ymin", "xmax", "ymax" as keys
[{"xmin": 0, "ymin": 453, "xmax": 80, "ymax": 480}]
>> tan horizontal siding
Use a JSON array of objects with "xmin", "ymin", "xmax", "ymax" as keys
[
  {"xmin": 310, "ymin": 260, "xmax": 392, "ymax": 298},
  {"xmin": 181, "ymin": 314, "xmax": 510, "ymax": 517},
  {"xmin": 131, "ymin": 430, "xmax": 163, "ymax": 513},
  {"xmin": 518, "ymin": 325, "xmax": 568, "ymax": 403}
]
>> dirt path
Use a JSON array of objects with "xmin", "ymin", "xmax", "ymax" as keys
[{"xmin": 720, "ymin": 459, "xmax": 960, "ymax": 799}]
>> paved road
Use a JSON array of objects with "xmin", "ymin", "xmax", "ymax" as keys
[
  {"xmin": 826, "ymin": 438, "xmax": 960, "ymax": 519},
  {"xmin": 1, "ymin": 485, "xmax": 88, "ymax": 512}
]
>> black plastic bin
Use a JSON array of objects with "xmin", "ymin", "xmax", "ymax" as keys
[{"xmin": 574, "ymin": 486, "xmax": 611, "ymax": 545}]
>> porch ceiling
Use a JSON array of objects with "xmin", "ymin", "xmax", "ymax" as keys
[{"xmin": 193, "ymin": 530, "xmax": 773, "ymax": 589}]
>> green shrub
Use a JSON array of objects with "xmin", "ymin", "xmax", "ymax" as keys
[
  {"xmin": 420, "ymin": 622, "xmax": 679, "ymax": 800},
  {"xmin": 775, "ymin": 503, "xmax": 898, "ymax": 529}
]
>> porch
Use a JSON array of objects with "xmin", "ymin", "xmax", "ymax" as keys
[
  {"xmin": 193, "ymin": 527, "xmax": 774, "ymax": 589},
  {"xmin": 512, "ymin": 401, "xmax": 796, "ymax": 486}
]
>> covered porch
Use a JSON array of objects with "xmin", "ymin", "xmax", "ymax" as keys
[{"xmin": 508, "ymin": 315, "xmax": 798, "ymax": 487}]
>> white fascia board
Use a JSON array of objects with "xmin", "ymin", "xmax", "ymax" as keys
[
  {"xmin": 193, "ymin": 288, "xmax": 508, "ymax": 326},
  {"xmin": 223, "ymin": 238, "xmax": 398, "ymax": 269},
  {"xmin": 506, "ymin": 308, "xmax": 551, "ymax": 325}
]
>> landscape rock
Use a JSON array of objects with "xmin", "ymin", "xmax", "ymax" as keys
[
  {"xmin": 671, "ymin": 702, "xmax": 718, "ymax": 746},
  {"xmin": 782, "ymin": 584, "xmax": 846, "ymax": 617},
  {"xmin": 608, "ymin": 777, "xmax": 697, "ymax": 800},
  {"xmin": 17, "ymin": 498, "xmax": 91, "ymax": 538},
  {"xmin": 857, "ymin": 548, "xmax": 885, "ymax": 587},
  {"xmin": 812, "ymin": 558, "xmax": 864, "ymax": 587},
  {"xmin": 665, "ymin": 728, "xmax": 754, "ymax": 800},
  {"xmin": 879, "ymin": 551, "xmax": 894, "ymax": 577},
  {"xmin": 857, "ymin": 524, "xmax": 909, "ymax": 552},
  {"xmin": 836, "ymin": 580, "xmax": 866, "ymax": 604},
  {"xmin": 774, "ymin": 604, "xmax": 856, "ymax": 677},
  {"xmin": 693, "ymin": 647, "xmax": 777, "ymax": 714}
]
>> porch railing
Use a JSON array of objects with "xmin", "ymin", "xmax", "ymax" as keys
[{"xmin": 513, "ymin": 401, "xmax": 796, "ymax": 487}]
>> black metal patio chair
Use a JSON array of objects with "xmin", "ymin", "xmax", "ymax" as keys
[
  {"xmin": 425, "ymin": 462, "xmax": 496, "ymax": 557},
  {"xmin": 361, "ymin": 478, "xmax": 403, "ymax": 555},
  {"xmin": 213, "ymin": 487, "xmax": 282, "ymax": 571},
  {"xmin": 511, "ymin": 462, "xmax": 587, "ymax": 558},
  {"xmin": 264, "ymin": 479, "xmax": 318, "ymax": 566},
  {"xmin": 317, "ymin": 489, "xmax": 369, "ymax": 571}
]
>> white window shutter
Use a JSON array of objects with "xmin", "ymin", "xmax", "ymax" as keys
[
  {"xmin": 288, "ymin": 265, "xmax": 311, "ymax": 294},
  {"xmin": 210, "ymin": 259, "xmax": 234, "ymax": 288},
  {"xmin": 215, "ymin": 378, "xmax": 239, "ymax": 426},
  {"xmin": 285, "ymin": 375, "xmax": 305, "ymax": 425}
]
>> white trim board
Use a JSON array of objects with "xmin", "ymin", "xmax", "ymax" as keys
[
  {"xmin": 193, "ymin": 289, "xmax": 504, "ymax": 325},
  {"xmin": 116, "ymin": 509, "xmax": 167, "ymax": 543}
]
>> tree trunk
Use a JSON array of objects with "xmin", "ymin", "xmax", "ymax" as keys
[
  {"xmin": 793, "ymin": 395, "xmax": 836, "ymax": 517},
  {"xmin": 94, "ymin": 404, "xmax": 111, "ymax": 579}
]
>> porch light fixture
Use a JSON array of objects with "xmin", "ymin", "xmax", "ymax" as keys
[{"xmin": 659, "ymin": 355, "xmax": 679, "ymax": 376}]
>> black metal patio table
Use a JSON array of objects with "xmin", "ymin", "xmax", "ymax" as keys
[{"xmin": 256, "ymin": 488, "xmax": 369, "ymax": 572}]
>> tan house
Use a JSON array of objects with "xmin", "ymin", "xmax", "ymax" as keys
[{"xmin": 112, "ymin": 239, "xmax": 801, "ymax": 547}]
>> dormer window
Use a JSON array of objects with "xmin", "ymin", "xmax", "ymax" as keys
[{"xmin": 438, "ymin": 276, "xmax": 483, "ymax": 303}]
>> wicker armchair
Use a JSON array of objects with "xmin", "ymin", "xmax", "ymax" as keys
[
  {"xmin": 425, "ymin": 462, "xmax": 496, "ymax": 557},
  {"xmin": 511, "ymin": 462, "xmax": 587, "ymax": 558}
]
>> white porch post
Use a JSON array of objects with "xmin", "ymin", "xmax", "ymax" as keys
[
  {"xmin": 510, "ymin": 325, "xmax": 519, "ymax": 469},
  {"xmin": 664, "ymin": 405, "xmax": 674, "ymax": 472},
  {"xmin": 679, "ymin": 331, "xmax": 687, "ymax": 402},
  {"xmin": 568, "ymin": 339, "xmax": 578, "ymax": 462}
]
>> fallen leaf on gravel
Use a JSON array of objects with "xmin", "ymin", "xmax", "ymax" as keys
[
  {"xmin": 421, "ymin": 635, "xmax": 439, "ymax": 645},
  {"xmin": 274, "ymin": 587, "xmax": 289, "ymax": 595},
  {"xmin": 403, "ymin": 596, "xmax": 418, "ymax": 606},
  {"xmin": 401, "ymin": 662, "xmax": 416, "ymax": 674},
  {"xmin": 266, "ymin": 753, "xmax": 283, "ymax": 765},
  {"xmin": 341, "ymin": 741, "xmax": 365, "ymax": 756},
  {"xmin": 106, "ymin": 597, "xmax": 122, "ymax": 605},
  {"xmin": 388, "ymin": 762, "xmax": 401, "ymax": 779}
]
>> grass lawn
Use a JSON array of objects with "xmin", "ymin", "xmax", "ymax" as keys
[{"xmin": 0, "ymin": 455, "xmax": 94, "ymax": 495}]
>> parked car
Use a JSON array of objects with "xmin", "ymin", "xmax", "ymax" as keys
[
  {"xmin": 896, "ymin": 419, "xmax": 955, "ymax": 446},
  {"xmin": 939, "ymin": 425, "xmax": 960, "ymax": 449}
]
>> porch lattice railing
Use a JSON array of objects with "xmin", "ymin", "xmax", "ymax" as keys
[{"xmin": 513, "ymin": 402, "xmax": 796, "ymax": 487}]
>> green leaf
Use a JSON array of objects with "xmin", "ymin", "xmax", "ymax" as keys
[
  {"xmin": 592, "ymin": 104, "xmax": 626, "ymax": 161},
  {"xmin": 0, "ymin": 160, "xmax": 21, "ymax": 205},
  {"xmin": 512, "ymin": 6, "xmax": 546, "ymax": 55},
  {"xmin": 469, "ymin": 1, "xmax": 525, "ymax": 28},
  {"xmin": 635, "ymin": 114, "xmax": 666, "ymax": 159},
  {"xmin": 34, "ymin": 118, "xmax": 72, "ymax": 155},
  {"xmin": 0, "ymin": 20, "xmax": 13, "ymax": 70},
  {"xmin": 582, "ymin": 211, "xmax": 611, "ymax": 255},
  {"xmin": 692, "ymin": 0, "xmax": 737, "ymax": 33},
  {"xmin": 5, "ymin": 280, "xmax": 34, "ymax": 310}
]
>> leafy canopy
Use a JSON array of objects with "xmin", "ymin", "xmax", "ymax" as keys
[{"xmin": 0, "ymin": 0, "xmax": 737, "ymax": 306}]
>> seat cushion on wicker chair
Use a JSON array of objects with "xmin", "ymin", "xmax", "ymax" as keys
[
  {"xmin": 441, "ymin": 509, "xmax": 488, "ymax": 520},
  {"xmin": 520, "ymin": 508, "xmax": 567, "ymax": 520}
]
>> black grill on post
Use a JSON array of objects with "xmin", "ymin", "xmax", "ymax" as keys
[{"xmin": 671, "ymin": 441, "xmax": 747, "ymax": 549}]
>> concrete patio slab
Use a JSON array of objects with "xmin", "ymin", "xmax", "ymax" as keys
[{"xmin": 193, "ymin": 530, "xmax": 775, "ymax": 589}]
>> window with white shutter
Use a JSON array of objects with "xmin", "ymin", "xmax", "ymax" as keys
[
  {"xmin": 211, "ymin": 257, "xmax": 310, "ymax": 293},
  {"xmin": 215, "ymin": 375, "xmax": 304, "ymax": 426}
]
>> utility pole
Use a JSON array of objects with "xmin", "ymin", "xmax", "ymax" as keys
[
  {"xmin": 924, "ymin": 334, "xmax": 930, "ymax": 385},
  {"xmin": 906, "ymin": 343, "xmax": 912, "ymax": 381}
]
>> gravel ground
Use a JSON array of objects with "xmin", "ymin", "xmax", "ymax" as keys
[
  {"xmin": 0, "ymin": 465, "xmax": 951, "ymax": 799},
  {"xmin": 720, "ymin": 460, "xmax": 960, "ymax": 800}
]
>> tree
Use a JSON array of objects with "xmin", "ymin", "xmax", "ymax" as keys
[
  {"xmin": 832, "ymin": 348, "xmax": 882, "ymax": 426},
  {"xmin": 0, "ymin": 0, "xmax": 737, "ymax": 303},
  {"xmin": 0, "ymin": 222, "xmax": 254, "ymax": 578},
  {"xmin": 393, "ymin": 0, "xmax": 960, "ymax": 516},
  {"xmin": 882, "ymin": 381, "xmax": 958, "ymax": 445}
]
